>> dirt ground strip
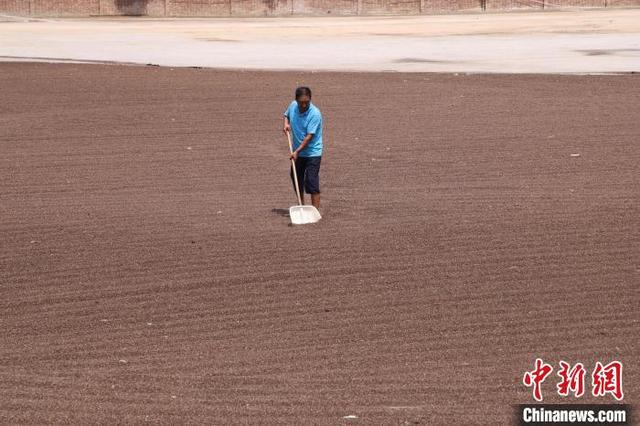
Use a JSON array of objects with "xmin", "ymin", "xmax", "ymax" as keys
[{"xmin": 0, "ymin": 63, "xmax": 638, "ymax": 424}]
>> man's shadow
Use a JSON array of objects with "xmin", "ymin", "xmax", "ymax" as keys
[{"xmin": 271, "ymin": 208, "xmax": 289, "ymax": 217}]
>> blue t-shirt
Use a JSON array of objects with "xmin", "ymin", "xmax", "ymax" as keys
[{"xmin": 284, "ymin": 101, "xmax": 323, "ymax": 157}]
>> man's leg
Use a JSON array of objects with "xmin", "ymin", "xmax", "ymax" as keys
[
  {"xmin": 311, "ymin": 193, "xmax": 320, "ymax": 209},
  {"xmin": 304, "ymin": 156, "xmax": 321, "ymax": 209},
  {"xmin": 290, "ymin": 157, "xmax": 306, "ymax": 204}
]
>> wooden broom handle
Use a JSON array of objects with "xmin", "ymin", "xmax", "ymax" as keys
[{"xmin": 286, "ymin": 130, "xmax": 303, "ymax": 205}]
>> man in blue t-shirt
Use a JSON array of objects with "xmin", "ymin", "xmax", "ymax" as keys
[{"xmin": 283, "ymin": 86, "xmax": 323, "ymax": 209}]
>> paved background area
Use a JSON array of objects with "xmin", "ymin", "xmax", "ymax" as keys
[
  {"xmin": 1, "ymin": 63, "xmax": 638, "ymax": 424},
  {"xmin": 1, "ymin": 9, "xmax": 640, "ymax": 72}
]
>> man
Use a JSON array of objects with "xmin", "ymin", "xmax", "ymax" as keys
[{"xmin": 283, "ymin": 86, "xmax": 323, "ymax": 209}]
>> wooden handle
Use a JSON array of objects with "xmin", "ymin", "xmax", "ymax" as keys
[{"xmin": 286, "ymin": 130, "xmax": 303, "ymax": 205}]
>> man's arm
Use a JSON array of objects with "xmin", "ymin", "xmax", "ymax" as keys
[
  {"xmin": 291, "ymin": 133, "xmax": 314, "ymax": 160},
  {"xmin": 283, "ymin": 116, "xmax": 291, "ymax": 134}
]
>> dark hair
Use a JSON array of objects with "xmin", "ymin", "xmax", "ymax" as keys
[{"xmin": 295, "ymin": 86, "xmax": 312, "ymax": 99}]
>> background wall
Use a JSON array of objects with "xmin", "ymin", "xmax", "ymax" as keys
[{"xmin": 0, "ymin": 0, "xmax": 638, "ymax": 16}]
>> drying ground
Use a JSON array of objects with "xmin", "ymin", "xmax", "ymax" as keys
[{"xmin": 1, "ymin": 63, "xmax": 638, "ymax": 424}]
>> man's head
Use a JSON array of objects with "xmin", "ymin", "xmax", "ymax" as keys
[{"xmin": 295, "ymin": 86, "xmax": 312, "ymax": 113}]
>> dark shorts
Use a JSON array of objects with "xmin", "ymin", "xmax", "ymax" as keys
[{"xmin": 291, "ymin": 156, "xmax": 321, "ymax": 194}]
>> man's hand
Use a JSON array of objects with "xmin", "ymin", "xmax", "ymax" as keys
[
  {"xmin": 290, "ymin": 150, "xmax": 298, "ymax": 161},
  {"xmin": 283, "ymin": 123, "xmax": 291, "ymax": 134}
]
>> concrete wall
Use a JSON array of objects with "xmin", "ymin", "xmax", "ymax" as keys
[
  {"xmin": 0, "ymin": 0, "xmax": 638, "ymax": 16},
  {"xmin": 0, "ymin": 0, "xmax": 30, "ymax": 14}
]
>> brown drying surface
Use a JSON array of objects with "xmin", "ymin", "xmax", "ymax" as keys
[{"xmin": 1, "ymin": 63, "xmax": 638, "ymax": 424}]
